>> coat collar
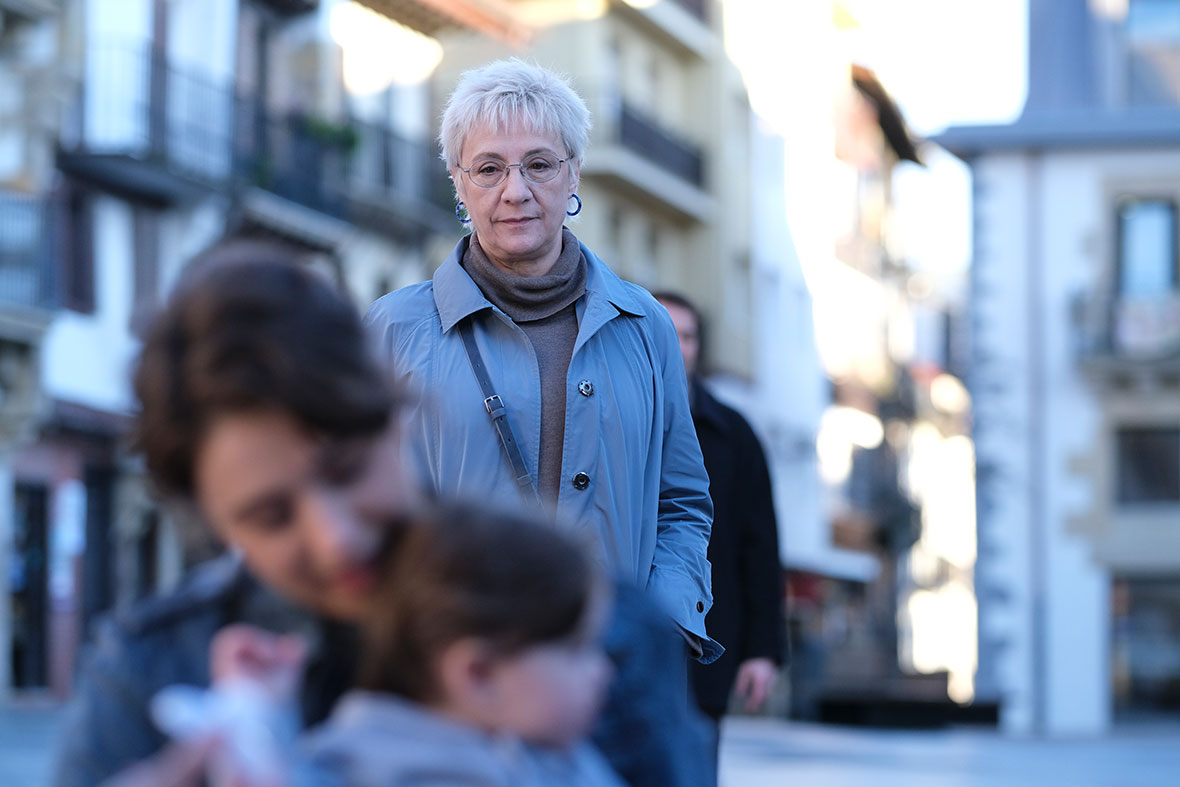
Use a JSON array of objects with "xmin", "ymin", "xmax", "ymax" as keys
[{"xmin": 433, "ymin": 233, "xmax": 647, "ymax": 334}]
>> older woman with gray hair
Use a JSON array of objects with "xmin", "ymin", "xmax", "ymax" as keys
[{"xmin": 365, "ymin": 59, "xmax": 719, "ymax": 666}]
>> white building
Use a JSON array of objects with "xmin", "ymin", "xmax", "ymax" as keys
[{"xmin": 937, "ymin": 0, "xmax": 1180, "ymax": 735}]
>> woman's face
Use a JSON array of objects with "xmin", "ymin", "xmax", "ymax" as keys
[
  {"xmin": 194, "ymin": 410, "xmax": 415, "ymax": 622},
  {"xmin": 452, "ymin": 120, "xmax": 580, "ymax": 276}
]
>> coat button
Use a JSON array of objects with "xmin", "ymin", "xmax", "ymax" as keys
[
  {"xmin": 572, "ymin": 472, "xmax": 591, "ymax": 490},
  {"xmin": 697, "ymin": 601, "xmax": 705, "ymax": 613},
  {"xmin": 578, "ymin": 379, "xmax": 594, "ymax": 397}
]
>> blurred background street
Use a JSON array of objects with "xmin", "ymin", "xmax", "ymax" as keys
[
  {"xmin": 3, "ymin": 0, "xmax": 1180, "ymax": 780},
  {"xmin": 7, "ymin": 703, "xmax": 1180, "ymax": 786}
]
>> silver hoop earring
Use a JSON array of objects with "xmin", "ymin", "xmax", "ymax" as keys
[
  {"xmin": 455, "ymin": 201, "xmax": 471, "ymax": 224},
  {"xmin": 566, "ymin": 193, "xmax": 582, "ymax": 217}
]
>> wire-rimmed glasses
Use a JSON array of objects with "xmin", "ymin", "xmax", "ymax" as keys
[{"xmin": 459, "ymin": 155, "xmax": 569, "ymax": 188}]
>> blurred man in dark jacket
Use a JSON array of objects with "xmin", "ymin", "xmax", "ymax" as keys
[{"xmin": 655, "ymin": 292, "xmax": 786, "ymax": 753}]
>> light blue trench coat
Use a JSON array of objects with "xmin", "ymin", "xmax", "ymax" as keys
[{"xmin": 364, "ymin": 235, "xmax": 721, "ymax": 662}]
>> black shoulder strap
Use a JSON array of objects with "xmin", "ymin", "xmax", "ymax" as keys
[{"xmin": 457, "ymin": 319, "xmax": 541, "ymax": 505}]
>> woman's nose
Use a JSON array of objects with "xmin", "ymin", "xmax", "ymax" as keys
[
  {"xmin": 303, "ymin": 489, "xmax": 375, "ymax": 567},
  {"xmin": 500, "ymin": 166, "xmax": 532, "ymax": 199}
]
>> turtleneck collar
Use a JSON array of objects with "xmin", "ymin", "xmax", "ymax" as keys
[{"xmin": 461, "ymin": 227, "xmax": 587, "ymax": 322}]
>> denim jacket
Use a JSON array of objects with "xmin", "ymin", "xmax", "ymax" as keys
[{"xmin": 365, "ymin": 234, "xmax": 720, "ymax": 661}]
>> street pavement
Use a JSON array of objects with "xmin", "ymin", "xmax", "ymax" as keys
[
  {"xmin": 1, "ymin": 700, "xmax": 62, "ymax": 786},
  {"xmin": 720, "ymin": 715, "xmax": 1180, "ymax": 787},
  {"xmin": 5, "ymin": 701, "xmax": 1180, "ymax": 785}
]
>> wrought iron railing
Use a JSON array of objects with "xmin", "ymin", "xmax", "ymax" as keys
[
  {"xmin": 74, "ymin": 42, "xmax": 234, "ymax": 187},
  {"xmin": 618, "ymin": 101, "xmax": 704, "ymax": 187},
  {"xmin": 1072, "ymin": 288, "xmax": 1180, "ymax": 361},
  {"xmin": 0, "ymin": 192, "xmax": 56, "ymax": 309},
  {"xmin": 349, "ymin": 121, "xmax": 455, "ymax": 215},
  {"xmin": 232, "ymin": 97, "xmax": 352, "ymax": 217},
  {"xmin": 74, "ymin": 43, "xmax": 453, "ymax": 223}
]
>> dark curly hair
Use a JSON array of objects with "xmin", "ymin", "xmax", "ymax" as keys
[{"xmin": 131, "ymin": 239, "xmax": 398, "ymax": 500}]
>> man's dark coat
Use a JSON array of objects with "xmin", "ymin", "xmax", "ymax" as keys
[{"xmin": 689, "ymin": 381, "xmax": 786, "ymax": 718}]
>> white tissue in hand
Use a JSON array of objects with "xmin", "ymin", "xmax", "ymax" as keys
[{"xmin": 152, "ymin": 680, "xmax": 294, "ymax": 782}]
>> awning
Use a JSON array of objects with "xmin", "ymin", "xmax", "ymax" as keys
[{"xmin": 353, "ymin": 0, "xmax": 530, "ymax": 45}]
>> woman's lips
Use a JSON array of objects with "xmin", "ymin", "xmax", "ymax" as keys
[
  {"xmin": 334, "ymin": 565, "xmax": 378, "ymax": 594},
  {"xmin": 498, "ymin": 217, "xmax": 535, "ymax": 225}
]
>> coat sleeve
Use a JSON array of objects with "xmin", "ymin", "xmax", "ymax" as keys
[
  {"xmin": 51, "ymin": 619, "xmax": 173, "ymax": 787},
  {"xmin": 735, "ymin": 415, "xmax": 788, "ymax": 664},
  {"xmin": 645, "ymin": 306, "xmax": 723, "ymax": 664}
]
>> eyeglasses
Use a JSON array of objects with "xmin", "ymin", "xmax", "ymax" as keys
[{"xmin": 459, "ymin": 154, "xmax": 569, "ymax": 188}]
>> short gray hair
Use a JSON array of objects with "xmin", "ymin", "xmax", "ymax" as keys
[{"xmin": 439, "ymin": 58, "xmax": 592, "ymax": 170}]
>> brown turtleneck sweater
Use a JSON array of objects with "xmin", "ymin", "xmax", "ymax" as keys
[{"xmin": 462, "ymin": 228, "xmax": 587, "ymax": 505}]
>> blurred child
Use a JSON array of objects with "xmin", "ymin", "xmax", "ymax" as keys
[{"xmin": 203, "ymin": 503, "xmax": 622, "ymax": 787}]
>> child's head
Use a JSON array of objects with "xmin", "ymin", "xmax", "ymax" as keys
[{"xmin": 357, "ymin": 504, "xmax": 612, "ymax": 747}]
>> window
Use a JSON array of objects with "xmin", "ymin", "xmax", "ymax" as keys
[
  {"xmin": 1116, "ymin": 426, "xmax": 1180, "ymax": 503},
  {"xmin": 1117, "ymin": 198, "xmax": 1177, "ymax": 297}
]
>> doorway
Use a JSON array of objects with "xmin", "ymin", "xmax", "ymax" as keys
[{"xmin": 10, "ymin": 483, "xmax": 49, "ymax": 689}]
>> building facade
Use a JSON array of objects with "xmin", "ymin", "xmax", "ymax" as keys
[
  {"xmin": 0, "ymin": 0, "xmax": 463, "ymax": 699},
  {"xmin": 937, "ymin": 0, "xmax": 1180, "ymax": 735}
]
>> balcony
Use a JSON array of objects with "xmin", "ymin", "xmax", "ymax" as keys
[
  {"xmin": 612, "ymin": 0, "xmax": 714, "ymax": 58},
  {"xmin": 619, "ymin": 102, "xmax": 703, "ymax": 186},
  {"xmin": 254, "ymin": 0, "xmax": 318, "ymax": 14},
  {"xmin": 583, "ymin": 97, "xmax": 712, "ymax": 222},
  {"xmin": 59, "ymin": 43, "xmax": 233, "ymax": 203},
  {"xmin": 1073, "ymin": 289, "xmax": 1180, "ymax": 376},
  {"xmin": 0, "ymin": 0, "xmax": 58, "ymax": 20},
  {"xmin": 233, "ymin": 100, "xmax": 352, "ymax": 219},
  {"xmin": 347, "ymin": 120, "xmax": 457, "ymax": 240},
  {"xmin": 0, "ymin": 192, "xmax": 56, "ymax": 317}
]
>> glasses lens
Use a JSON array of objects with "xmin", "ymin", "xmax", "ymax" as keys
[
  {"xmin": 470, "ymin": 160, "xmax": 508, "ymax": 187},
  {"xmin": 521, "ymin": 156, "xmax": 560, "ymax": 183},
  {"xmin": 467, "ymin": 157, "xmax": 563, "ymax": 187}
]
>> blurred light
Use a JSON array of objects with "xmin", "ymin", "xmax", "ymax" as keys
[
  {"xmin": 906, "ymin": 585, "xmax": 977, "ymax": 703},
  {"xmin": 329, "ymin": 2, "xmax": 443, "ymax": 93},
  {"xmin": 905, "ymin": 272, "xmax": 935, "ymax": 300},
  {"xmin": 828, "ymin": 405, "xmax": 884, "ymax": 449},
  {"xmin": 929, "ymin": 373, "xmax": 971, "ymax": 414},
  {"xmin": 817, "ymin": 405, "xmax": 884, "ymax": 485},
  {"xmin": 1094, "ymin": 0, "xmax": 1129, "ymax": 22}
]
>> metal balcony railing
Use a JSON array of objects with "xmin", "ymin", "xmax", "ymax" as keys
[
  {"xmin": 64, "ymin": 43, "xmax": 234, "ymax": 197},
  {"xmin": 1072, "ymin": 289, "xmax": 1180, "ymax": 362},
  {"xmin": 618, "ymin": 101, "xmax": 704, "ymax": 187},
  {"xmin": 349, "ymin": 121, "xmax": 455, "ymax": 215},
  {"xmin": 69, "ymin": 44, "xmax": 452, "ymax": 224},
  {"xmin": 233, "ymin": 98, "xmax": 352, "ymax": 217},
  {"xmin": 0, "ymin": 0, "xmax": 59, "ymax": 20},
  {"xmin": 0, "ymin": 192, "xmax": 56, "ymax": 310},
  {"xmin": 254, "ymin": 0, "xmax": 318, "ymax": 14}
]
